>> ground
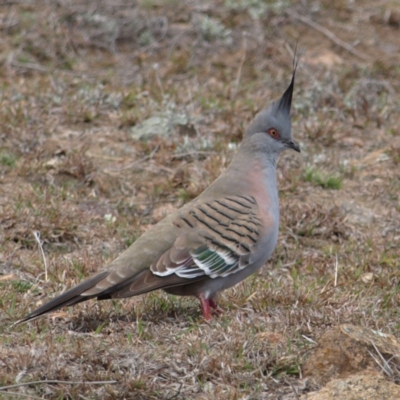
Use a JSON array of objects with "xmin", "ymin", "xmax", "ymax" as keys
[{"xmin": 1, "ymin": 0, "xmax": 400, "ymax": 399}]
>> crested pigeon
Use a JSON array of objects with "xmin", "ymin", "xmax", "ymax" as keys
[{"xmin": 20, "ymin": 69, "xmax": 300, "ymax": 323}]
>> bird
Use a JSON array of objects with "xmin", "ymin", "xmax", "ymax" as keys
[{"xmin": 19, "ymin": 68, "xmax": 300, "ymax": 323}]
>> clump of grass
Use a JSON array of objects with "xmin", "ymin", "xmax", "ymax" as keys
[
  {"xmin": 124, "ymin": 234, "xmax": 138, "ymax": 247},
  {"xmin": 304, "ymin": 167, "xmax": 343, "ymax": 190},
  {"xmin": 197, "ymin": 15, "xmax": 232, "ymax": 43},
  {"xmin": 11, "ymin": 281, "xmax": 33, "ymax": 293},
  {"xmin": 177, "ymin": 188, "xmax": 192, "ymax": 202},
  {"xmin": 0, "ymin": 151, "xmax": 17, "ymax": 167}
]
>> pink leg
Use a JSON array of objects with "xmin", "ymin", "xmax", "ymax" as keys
[{"xmin": 199, "ymin": 294, "xmax": 212, "ymax": 321}]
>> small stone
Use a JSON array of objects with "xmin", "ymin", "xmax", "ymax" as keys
[{"xmin": 360, "ymin": 272, "xmax": 375, "ymax": 284}]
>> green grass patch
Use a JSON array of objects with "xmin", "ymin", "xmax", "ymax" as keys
[
  {"xmin": 11, "ymin": 281, "xmax": 33, "ymax": 293},
  {"xmin": 304, "ymin": 167, "xmax": 342, "ymax": 190},
  {"xmin": 0, "ymin": 151, "xmax": 17, "ymax": 167}
]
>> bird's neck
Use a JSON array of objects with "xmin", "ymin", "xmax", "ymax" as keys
[
  {"xmin": 229, "ymin": 148, "xmax": 278, "ymax": 181},
  {"xmin": 200, "ymin": 146, "xmax": 279, "ymax": 200}
]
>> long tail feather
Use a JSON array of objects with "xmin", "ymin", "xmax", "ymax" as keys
[{"xmin": 17, "ymin": 271, "xmax": 109, "ymax": 324}]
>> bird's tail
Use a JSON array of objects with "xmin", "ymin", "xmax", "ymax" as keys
[{"xmin": 17, "ymin": 271, "xmax": 110, "ymax": 324}]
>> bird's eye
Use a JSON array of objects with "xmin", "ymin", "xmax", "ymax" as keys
[{"xmin": 267, "ymin": 128, "xmax": 280, "ymax": 139}]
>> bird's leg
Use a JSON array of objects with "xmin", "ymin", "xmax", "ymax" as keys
[
  {"xmin": 199, "ymin": 294, "xmax": 212, "ymax": 321},
  {"xmin": 199, "ymin": 295, "xmax": 223, "ymax": 320}
]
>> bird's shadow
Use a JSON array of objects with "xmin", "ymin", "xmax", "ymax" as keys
[{"xmin": 33, "ymin": 303, "xmax": 208, "ymax": 334}]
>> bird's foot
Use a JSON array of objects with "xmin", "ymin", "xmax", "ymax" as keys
[
  {"xmin": 208, "ymin": 298, "xmax": 223, "ymax": 315},
  {"xmin": 199, "ymin": 295, "xmax": 222, "ymax": 320}
]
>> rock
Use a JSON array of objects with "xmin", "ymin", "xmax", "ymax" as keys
[
  {"xmin": 303, "ymin": 324, "xmax": 400, "ymax": 386},
  {"xmin": 301, "ymin": 373, "xmax": 400, "ymax": 400},
  {"xmin": 340, "ymin": 201, "xmax": 376, "ymax": 225},
  {"xmin": 130, "ymin": 110, "xmax": 192, "ymax": 141}
]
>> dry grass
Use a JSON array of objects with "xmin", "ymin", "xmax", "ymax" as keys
[{"xmin": 1, "ymin": 0, "xmax": 400, "ymax": 398}]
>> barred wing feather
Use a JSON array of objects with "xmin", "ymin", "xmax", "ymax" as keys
[{"xmin": 151, "ymin": 195, "xmax": 261, "ymax": 279}]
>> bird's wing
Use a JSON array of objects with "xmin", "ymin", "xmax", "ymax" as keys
[{"xmin": 151, "ymin": 195, "xmax": 263, "ymax": 280}]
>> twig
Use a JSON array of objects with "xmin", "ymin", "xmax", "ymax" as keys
[
  {"xmin": 0, "ymin": 274, "xmax": 14, "ymax": 282},
  {"xmin": 284, "ymin": 42, "xmax": 295, "ymax": 59},
  {"xmin": 287, "ymin": 10, "xmax": 371, "ymax": 62},
  {"xmin": 368, "ymin": 341, "xmax": 394, "ymax": 377},
  {"xmin": 334, "ymin": 254, "xmax": 338, "ymax": 287},
  {"xmin": 33, "ymin": 231, "xmax": 48, "ymax": 282},
  {"xmin": 154, "ymin": 64, "xmax": 165, "ymax": 99},
  {"xmin": 103, "ymin": 155, "xmax": 152, "ymax": 172},
  {"xmin": 10, "ymin": 60, "xmax": 48, "ymax": 73},
  {"xmin": 0, "ymin": 380, "xmax": 117, "ymax": 391},
  {"xmin": 301, "ymin": 334, "xmax": 317, "ymax": 345},
  {"xmin": 231, "ymin": 37, "xmax": 248, "ymax": 100}
]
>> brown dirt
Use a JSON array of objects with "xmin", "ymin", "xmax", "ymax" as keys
[{"xmin": 303, "ymin": 324, "xmax": 400, "ymax": 386}]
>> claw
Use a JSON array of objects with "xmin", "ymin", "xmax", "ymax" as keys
[{"xmin": 208, "ymin": 298, "xmax": 223, "ymax": 315}]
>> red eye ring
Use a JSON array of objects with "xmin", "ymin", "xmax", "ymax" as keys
[{"xmin": 267, "ymin": 128, "xmax": 279, "ymax": 138}]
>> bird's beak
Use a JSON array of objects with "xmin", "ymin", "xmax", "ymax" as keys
[{"xmin": 286, "ymin": 140, "xmax": 301, "ymax": 153}]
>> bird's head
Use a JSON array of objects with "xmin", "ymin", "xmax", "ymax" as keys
[{"xmin": 244, "ymin": 69, "xmax": 300, "ymax": 154}]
